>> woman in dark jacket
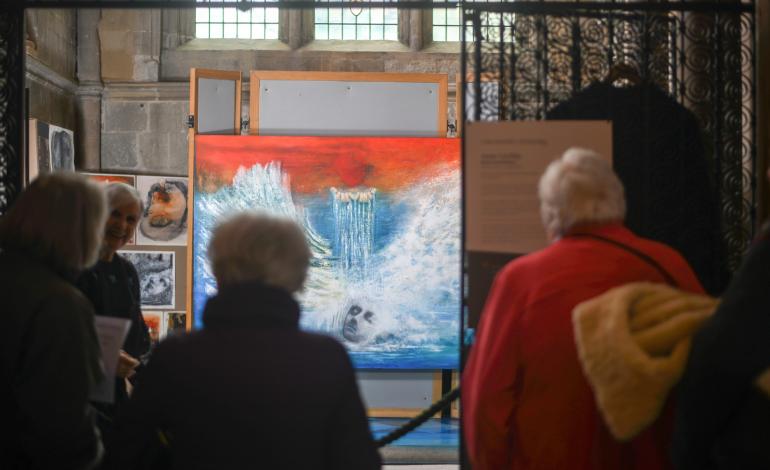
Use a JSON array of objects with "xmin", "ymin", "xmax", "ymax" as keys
[
  {"xmin": 0, "ymin": 173, "xmax": 107, "ymax": 470},
  {"xmin": 77, "ymin": 183, "xmax": 152, "ymax": 438},
  {"xmin": 673, "ymin": 206, "xmax": 770, "ymax": 468},
  {"xmin": 109, "ymin": 212, "xmax": 381, "ymax": 470}
]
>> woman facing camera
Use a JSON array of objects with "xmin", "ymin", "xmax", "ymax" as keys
[
  {"xmin": 77, "ymin": 183, "xmax": 152, "ymax": 435},
  {"xmin": 0, "ymin": 173, "xmax": 106, "ymax": 470},
  {"xmin": 110, "ymin": 213, "xmax": 381, "ymax": 470}
]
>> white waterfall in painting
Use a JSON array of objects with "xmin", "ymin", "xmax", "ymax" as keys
[{"xmin": 330, "ymin": 187, "xmax": 376, "ymax": 281}]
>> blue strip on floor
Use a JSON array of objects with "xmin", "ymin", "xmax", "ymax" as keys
[{"xmin": 370, "ymin": 417, "xmax": 459, "ymax": 447}]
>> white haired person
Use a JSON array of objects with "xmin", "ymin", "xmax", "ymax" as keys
[
  {"xmin": 109, "ymin": 213, "xmax": 381, "ymax": 470},
  {"xmin": 0, "ymin": 173, "xmax": 106, "ymax": 469},
  {"xmin": 462, "ymin": 148, "xmax": 705, "ymax": 470},
  {"xmin": 76, "ymin": 182, "xmax": 152, "ymax": 443}
]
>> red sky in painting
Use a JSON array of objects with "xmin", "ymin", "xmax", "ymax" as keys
[{"xmin": 195, "ymin": 135, "xmax": 460, "ymax": 194}]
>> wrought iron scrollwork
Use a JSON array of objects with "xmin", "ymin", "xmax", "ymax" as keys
[
  {"xmin": 0, "ymin": 7, "xmax": 23, "ymax": 216},
  {"xmin": 462, "ymin": 2, "xmax": 756, "ymax": 280}
]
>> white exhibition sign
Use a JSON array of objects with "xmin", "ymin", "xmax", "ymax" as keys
[{"xmin": 464, "ymin": 120, "xmax": 613, "ymax": 254}]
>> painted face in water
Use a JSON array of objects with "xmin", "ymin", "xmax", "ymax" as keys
[{"xmin": 342, "ymin": 304, "xmax": 376, "ymax": 343}]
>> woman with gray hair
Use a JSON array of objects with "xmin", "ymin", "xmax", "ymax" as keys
[
  {"xmin": 110, "ymin": 212, "xmax": 381, "ymax": 470},
  {"xmin": 0, "ymin": 172, "xmax": 106, "ymax": 470},
  {"xmin": 538, "ymin": 147, "xmax": 627, "ymax": 241},
  {"xmin": 77, "ymin": 182, "xmax": 152, "ymax": 441},
  {"xmin": 463, "ymin": 148, "xmax": 705, "ymax": 470}
]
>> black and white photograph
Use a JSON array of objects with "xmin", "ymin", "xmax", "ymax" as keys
[
  {"xmin": 27, "ymin": 119, "xmax": 75, "ymax": 183},
  {"xmin": 49, "ymin": 125, "xmax": 75, "ymax": 171},
  {"xmin": 120, "ymin": 250, "xmax": 176, "ymax": 309}
]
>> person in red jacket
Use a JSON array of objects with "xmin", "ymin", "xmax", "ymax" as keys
[{"xmin": 462, "ymin": 147, "xmax": 704, "ymax": 470}]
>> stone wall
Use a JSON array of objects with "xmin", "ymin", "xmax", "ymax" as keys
[
  {"xmin": 96, "ymin": 9, "xmax": 460, "ymax": 176},
  {"xmin": 99, "ymin": 10, "xmax": 161, "ymax": 83},
  {"xmin": 100, "ymin": 84, "xmax": 190, "ymax": 175},
  {"xmin": 25, "ymin": 10, "xmax": 78, "ymax": 133},
  {"xmin": 26, "ymin": 10, "xmax": 77, "ymax": 81}
]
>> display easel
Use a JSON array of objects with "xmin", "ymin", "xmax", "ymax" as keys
[
  {"xmin": 189, "ymin": 69, "xmax": 454, "ymax": 418},
  {"xmin": 186, "ymin": 68, "xmax": 242, "ymax": 330}
]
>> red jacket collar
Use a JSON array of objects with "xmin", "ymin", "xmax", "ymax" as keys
[{"xmin": 562, "ymin": 222, "xmax": 631, "ymax": 240}]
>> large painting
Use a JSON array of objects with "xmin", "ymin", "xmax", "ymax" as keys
[{"xmin": 194, "ymin": 135, "xmax": 460, "ymax": 369}]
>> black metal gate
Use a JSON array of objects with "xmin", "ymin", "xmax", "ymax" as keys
[
  {"xmin": 461, "ymin": 1, "xmax": 756, "ymax": 289},
  {"xmin": 0, "ymin": 6, "xmax": 24, "ymax": 218}
]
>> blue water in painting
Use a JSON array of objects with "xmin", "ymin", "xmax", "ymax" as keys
[{"xmin": 192, "ymin": 162, "xmax": 460, "ymax": 369}]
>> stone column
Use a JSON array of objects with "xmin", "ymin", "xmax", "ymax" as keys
[
  {"xmin": 280, "ymin": 1, "xmax": 313, "ymax": 50},
  {"xmin": 399, "ymin": 0, "xmax": 430, "ymax": 51},
  {"xmin": 76, "ymin": 9, "xmax": 102, "ymax": 171}
]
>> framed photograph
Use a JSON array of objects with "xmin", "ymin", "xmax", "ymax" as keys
[
  {"xmin": 82, "ymin": 172, "xmax": 136, "ymax": 187},
  {"xmin": 164, "ymin": 311, "xmax": 187, "ymax": 336},
  {"xmin": 28, "ymin": 119, "xmax": 75, "ymax": 182},
  {"xmin": 142, "ymin": 311, "xmax": 165, "ymax": 344},
  {"xmin": 136, "ymin": 176, "xmax": 189, "ymax": 246},
  {"xmin": 119, "ymin": 250, "xmax": 176, "ymax": 309}
]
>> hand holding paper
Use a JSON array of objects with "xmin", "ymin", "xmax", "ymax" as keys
[
  {"xmin": 116, "ymin": 350, "xmax": 140, "ymax": 379},
  {"xmin": 90, "ymin": 316, "xmax": 131, "ymax": 404}
]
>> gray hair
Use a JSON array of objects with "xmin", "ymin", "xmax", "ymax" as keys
[
  {"xmin": 208, "ymin": 212, "xmax": 311, "ymax": 293},
  {"xmin": 538, "ymin": 147, "xmax": 626, "ymax": 238},
  {"xmin": 0, "ymin": 172, "xmax": 107, "ymax": 273},
  {"xmin": 105, "ymin": 182, "xmax": 143, "ymax": 213}
]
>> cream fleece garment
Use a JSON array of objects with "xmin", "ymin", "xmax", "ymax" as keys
[{"xmin": 573, "ymin": 282, "xmax": 718, "ymax": 441}]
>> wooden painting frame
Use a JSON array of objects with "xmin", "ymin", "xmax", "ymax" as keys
[
  {"xmin": 249, "ymin": 71, "xmax": 448, "ymax": 137},
  {"xmin": 187, "ymin": 68, "xmax": 242, "ymax": 331}
]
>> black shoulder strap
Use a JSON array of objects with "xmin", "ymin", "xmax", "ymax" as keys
[{"xmin": 568, "ymin": 232, "xmax": 679, "ymax": 288}]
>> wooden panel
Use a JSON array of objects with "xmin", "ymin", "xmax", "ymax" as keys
[
  {"xmin": 249, "ymin": 70, "xmax": 448, "ymax": 136},
  {"xmin": 187, "ymin": 68, "xmax": 242, "ymax": 330},
  {"xmin": 369, "ymin": 408, "xmax": 425, "ymax": 418},
  {"xmin": 366, "ymin": 371, "xmax": 446, "ymax": 419},
  {"xmin": 190, "ymin": 68, "xmax": 241, "ymax": 135},
  {"xmin": 451, "ymin": 370, "xmax": 459, "ymax": 419}
]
